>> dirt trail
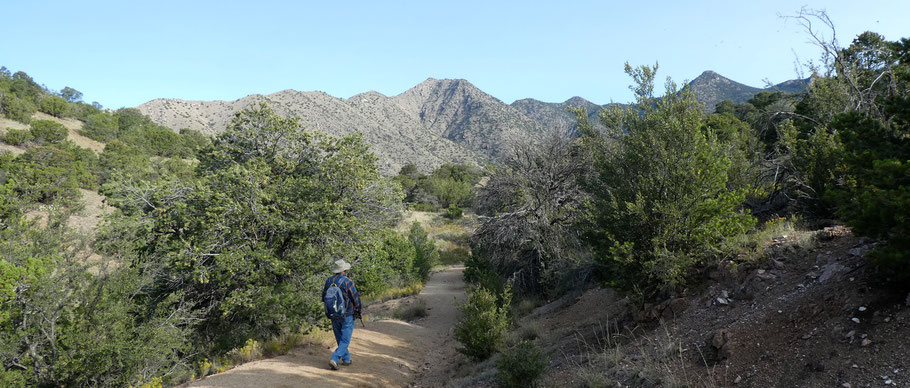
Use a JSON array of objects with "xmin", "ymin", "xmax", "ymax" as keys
[{"xmin": 188, "ymin": 266, "xmax": 466, "ymax": 388}]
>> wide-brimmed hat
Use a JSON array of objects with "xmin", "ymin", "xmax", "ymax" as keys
[{"xmin": 331, "ymin": 259, "xmax": 352, "ymax": 273}]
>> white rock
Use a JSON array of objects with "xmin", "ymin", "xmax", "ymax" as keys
[
  {"xmin": 851, "ymin": 317, "xmax": 861, "ymax": 323},
  {"xmin": 734, "ymin": 375, "xmax": 742, "ymax": 384},
  {"xmin": 858, "ymin": 306, "xmax": 867, "ymax": 312},
  {"xmin": 716, "ymin": 297, "xmax": 729, "ymax": 305},
  {"xmin": 841, "ymin": 383, "xmax": 851, "ymax": 388}
]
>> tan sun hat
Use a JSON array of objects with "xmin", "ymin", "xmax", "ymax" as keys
[{"xmin": 331, "ymin": 259, "xmax": 352, "ymax": 274}]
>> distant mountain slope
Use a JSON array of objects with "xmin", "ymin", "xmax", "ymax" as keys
[
  {"xmin": 686, "ymin": 70, "xmax": 809, "ymax": 112},
  {"xmin": 139, "ymin": 89, "xmax": 482, "ymax": 174},
  {"xmin": 510, "ymin": 96, "xmax": 606, "ymax": 136},
  {"xmin": 390, "ymin": 78, "xmax": 547, "ymax": 157},
  {"xmin": 137, "ymin": 72, "xmax": 807, "ymax": 173}
]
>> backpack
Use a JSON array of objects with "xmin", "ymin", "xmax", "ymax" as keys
[{"xmin": 324, "ymin": 276, "xmax": 346, "ymax": 319}]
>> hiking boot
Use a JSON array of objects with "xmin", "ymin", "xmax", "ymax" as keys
[
  {"xmin": 341, "ymin": 360, "xmax": 352, "ymax": 366},
  {"xmin": 329, "ymin": 360, "xmax": 339, "ymax": 370}
]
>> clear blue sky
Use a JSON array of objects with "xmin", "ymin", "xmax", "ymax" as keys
[{"xmin": 1, "ymin": 0, "xmax": 907, "ymax": 109}]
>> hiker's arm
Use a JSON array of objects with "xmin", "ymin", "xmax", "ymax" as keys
[{"xmin": 349, "ymin": 282, "xmax": 361, "ymax": 317}]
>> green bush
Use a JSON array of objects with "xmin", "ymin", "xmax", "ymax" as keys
[
  {"xmin": 463, "ymin": 252, "xmax": 504, "ymax": 294},
  {"xmin": 38, "ymin": 96, "xmax": 68, "ymax": 118},
  {"xmin": 582, "ymin": 64, "xmax": 756, "ymax": 293},
  {"xmin": 1, "ymin": 95, "xmax": 36, "ymax": 123},
  {"xmin": 496, "ymin": 341, "xmax": 546, "ymax": 388},
  {"xmin": 446, "ymin": 203, "xmax": 463, "ymax": 219},
  {"xmin": 1, "ymin": 128, "xmax": 32, "ymax": 146},
  {"xmin": 29, "ymin": 119, "xmax": 68, "ymax": 144},
  {"xmin": 454, "ymin": 286, "xmax": 511, "ymax": 360},
  {"xmin": 440, "ymin": 246, "xmax": 471, "ymax": 265},
  {"xmin": 81, "ymin": 112, "xmax": 119, "ymax": 142},
  {"xmin": 409, "ymin": 222, "xmax": 439, "ymax": 280},
  {"xmin": 410, "ymin": 202, "xmax": 438, "ymax": 212}
]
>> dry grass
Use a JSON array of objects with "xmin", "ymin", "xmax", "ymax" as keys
[{"xmin": 560, "ymin": 322, "xmax": 721, "ymax": 388}]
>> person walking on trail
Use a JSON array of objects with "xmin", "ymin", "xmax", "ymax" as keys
[{"xmin": 322, "ymin": 259, "xmax": 362, "ymax": 371}]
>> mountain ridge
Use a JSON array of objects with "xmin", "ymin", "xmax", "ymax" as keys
[{"xmin": 137, "ymin": 72, "xmax": 806, "ymax": 174}]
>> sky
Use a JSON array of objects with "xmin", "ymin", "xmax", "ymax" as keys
[{"xmin": 1, "ymin": 0, "xmax": 908, "ymax": 109}]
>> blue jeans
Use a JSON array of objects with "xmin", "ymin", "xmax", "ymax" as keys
[{"xmin": 330, "ymin": 315, "xmax": 354, "ymax": 363}]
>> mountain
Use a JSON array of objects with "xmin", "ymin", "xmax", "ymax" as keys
[
  {"xmin": 390, "ymin": 78, "xmax": 547, "ymax": 157},
  {"xmin": 137, "ymin": 72, "xmax": 807, "ymax": 174},
  {"xmin": 510, "ymin": 96, "xmax": 607, "ymax": 136},
  {"xmin": 686, "ymin": 70, "xmax": 810, "ymax": 112},
  {"xmin": 139, "ymin": 87, "xmax": 483, "ymax": 174},
  {"xmin": 138, "ymin": 78, "xmax": 548, "ymax": 174}
]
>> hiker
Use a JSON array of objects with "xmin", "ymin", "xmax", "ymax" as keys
[{"xmin": 322, "ymin": 259, "xmax": 362, "ymax": 370}]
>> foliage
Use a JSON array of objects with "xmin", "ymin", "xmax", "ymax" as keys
[
  {"xmin": 354, "ymin": 229, "xmax": 418, "ymax": 296},
  {"xmin": 29, "ymin": 119, "xmax": 68, "ymax": 145},
  {"xmin": 454, "ymin": 285, "xmax": 512, "ymax": 360},
  {"xmin": 0, "ymin": 94, "xmax": 36, "ymax": 123},
  {"xmin": 60, "ymin": 86, "xmax": 82, "ymax": 103},
  {"xmin": 473, "ymin": 130, "xmax": 590, "ymax": 295},
  {"xmin": 396, "ymin": 162, "xmax": 484, "ymax": 208},
  {"xmin": 2, "ymin": 143, "xmax": 98, "ymax": 204},
  {"xmin": 99, "ymin": 103, "xmax": 404, "ymax": 351},
  {"xmin": 581, "ymin": 64, "xmax": 755, "ymax": 293},
  {"xmin": 446, "ymin": 203, "xmax": 463, "ymax": 219},
  {"xmin": 81, "ymin": 112, "xmax": 119, "ymax": 141},
  {"xmin": 463, "ymin": 252, "xmax": 505, "ymax": 296},
  {"xmin": 496, "ymin": 341, "xmax": 546, "ymax": 388},
  {"xmin": 1, "ymin": 128, "xmax": 32, "ymax": 146},
  {"xmin": 38, "ymin": 96, "xmax": 69, "ymax": 118},
  {"xmin": 440, "ymin": 246, "xmax": 472, "ymax": 265},
  {"xmin": 409, "ymin": 222, "xmax": 439, "ymax": 280},
  {"xmin": 0, "ymin": 203, "xmax": 192, "ymax": 387}
]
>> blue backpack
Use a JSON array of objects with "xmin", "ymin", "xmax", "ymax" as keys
[{"xmin": 324, "ymin": 276, "xmax": 346, "ymax": 319}]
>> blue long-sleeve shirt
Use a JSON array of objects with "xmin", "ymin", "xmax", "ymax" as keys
[{"xmin": 322, "ymin": 273, "xmax": 361, "ymax": 318}]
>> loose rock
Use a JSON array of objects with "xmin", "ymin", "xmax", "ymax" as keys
[
  {"xmin": 861, "ymin": 338, "xmax": 872, "ymax": 346},
  {"xmin": 851, "ymin": 317, "xmax": 861, "ymax": 323},
  {"xmin": 819, "ymin": 263, "xmax": 847, "ymax": 283}
]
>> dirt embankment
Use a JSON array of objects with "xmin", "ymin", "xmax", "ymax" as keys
[
  {"xmin": 530, "ymin": 227, "xmax": 909, "ymax": 388},
  {"xmin": 187, "ymin": 266, "xmax": 466, "ymax": 388}
]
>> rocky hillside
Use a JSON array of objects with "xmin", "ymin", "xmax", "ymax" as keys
[
  {"xmin": 511, "ymin": 96, "xmax": 610, "ymax": 136},
  {"xmin": 688, "ymin": 70, "xmax": 810, "ymax": 112},
  {"xmin": 137, "ymin": 73, "xmax": 806, "ymax": 173}
]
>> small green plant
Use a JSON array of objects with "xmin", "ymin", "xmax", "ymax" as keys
[
  {"xmin": 227, "ymin": 339, "xmax": 262, "ymax": 364},
  {"xmin": 411, "ymin": 202, "xmax": 438, "ymax": 212},
  {"xmin": 1, "ymin": 128, "xmax": 33, "ymax": 146},
  {"xmin": 454, "ymin": 285, "xmax": 512, "ymax": 360},
  {"xmin": 446, "ymin": 203, "xmax": 463, "ymax": 219},
  {"xmin": 496, "ymin": 340, "xmax": 546, "ymax": 388}
]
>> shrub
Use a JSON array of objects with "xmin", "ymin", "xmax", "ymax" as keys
[
  {"xmin": 463, "ymin": 252, "xmax": 504, "ymax": 294},
  {"xmin": 1, "ymin": 128, "xmax": 32, "ymax": 145},
  {"xmin": 582, "ymin": 64, "xmax": 756, "ymax": 293},
  {"xmin": 409, "ymin": 222, "xmax": 439, "ymax": 280},
  {"xmin": 446, "ymin": 203, "xmax": 463, "ymax": 219},
  {"xmin": 440, "ymin": 246, "xmax": 471, "ymax": 265},
  {"xmin": 38, "ymin": 96, "xmax": 68, "ymax": 118},
  {"xmin": 1, "ymin": 95, "xmax": 36, "ymax": 123},
  {"xmin": 81, "ymin": 112, "xmax": 119, "ymax": 141},
  {"xmin": 395, "ymin": 298, "xmax": 428, "ymax": 321},
  {"xmin": 496, "ymin": 341, "xmax": 546, "ymax": 388},
  {"xmin": 454, "ymin": 286, "xmax": 511, "ymax": 360},
  {"xmin": 29, "ymin": 119, "xmax": 68, "ymax": 144},
  {"xmin": 410, "ymin": 202, "xmax": 438, "ymax": 212}
]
